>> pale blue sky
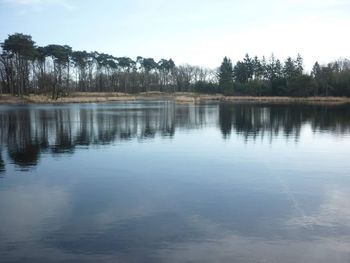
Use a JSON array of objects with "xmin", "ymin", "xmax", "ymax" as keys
[{"xmin": 0, "ymin": 0, "xmax": 349, "ymax": 69}]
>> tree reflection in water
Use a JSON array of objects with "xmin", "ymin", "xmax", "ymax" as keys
[
  {"xmin": 219, "ymin": 103, "xmax": 350, "ymax": 141},
  {"xmin": 0, "ymin": 151, "xmax": 4, "ymax": 174},
  {"xmin": 0, "ymin": 102, "xmax": 350, "ymax": 170}
]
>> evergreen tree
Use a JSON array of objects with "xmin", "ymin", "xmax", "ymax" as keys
[
  {"xmin": 283, "ymin": 57, "xmax": 296, "ymax": 80},
  {"xmin": 233, "ymin": 61, "xmax": 248, "ymax": 83},
  {"xmin": 295, "ymin": 54, "xmax": 303, "ymax": 75},
  {"xmin": 243, "ymin": 53, "xmax": 253, "ymax": 80},
  {"xmin": 219, "ymin": 57, "xmax": 234, "ymax": 94},
  {"xmin": 252, "ymin": 56, "xmax": 263, "ymax": 79}
]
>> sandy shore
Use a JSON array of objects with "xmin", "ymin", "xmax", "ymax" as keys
[{"xmin": 0, "ymin": 92, "xmax": 350, "ymax": 105}]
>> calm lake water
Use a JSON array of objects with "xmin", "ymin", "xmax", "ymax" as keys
[{"xmin": 1, "ymin": 101, "xmax": 350, "ymax": 263}]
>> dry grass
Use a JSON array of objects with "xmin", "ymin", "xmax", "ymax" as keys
[
  {"xmin": 175, "ymin": 96, "xmax": 197, "ymax": 103},
  {"xmin": 0, "ymin": 93, "xmax": 137, "ymax": 104},
  {"xmin": 0, "ymin": 94, "xmax": 26, "ymax": 104},
  {"xmin": 0, "ymin": 93, "xmax": 350, "ymax": 105}
]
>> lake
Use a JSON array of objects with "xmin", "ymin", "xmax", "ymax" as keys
[{"xmin": 0, "ymin": 101, "xmax": 350, "ymax": 263}]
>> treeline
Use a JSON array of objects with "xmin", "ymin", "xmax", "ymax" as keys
[
  {"xmin": 1, "ymin": 33, "xmax": 350, "ymax": 98},
  {"xmin": 219, "ymin": 54, "xmax": 350, "ymax": 97},
  {"xmin": 0, "ymin": 33, "xmax": 216, "ymax": 98}
]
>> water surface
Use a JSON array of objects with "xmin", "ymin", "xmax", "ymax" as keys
[{"xmin": 1, "ymin": 101, "xmax": 350, "ymax": 262}]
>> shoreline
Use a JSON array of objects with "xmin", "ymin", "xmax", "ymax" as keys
[{"xmin": 0, "ymin": 92, "xmax": 350, "ymax": 105}]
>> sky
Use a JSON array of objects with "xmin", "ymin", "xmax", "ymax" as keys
[{"xmin": 0, "ymin": 0, "xmax": 349, "ymax": 70}]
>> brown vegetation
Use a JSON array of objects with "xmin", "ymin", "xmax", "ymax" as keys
[{"xmin": 1, "ymin": 92, "xmax": 350, "ymax": 105}]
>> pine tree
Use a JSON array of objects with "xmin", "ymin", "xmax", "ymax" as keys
[{"xmin": 218, "ymin": 57, "xmax": 234, "ymax": 94}]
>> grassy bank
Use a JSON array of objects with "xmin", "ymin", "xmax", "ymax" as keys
[{"xmin": 0, "ymin": 92, "xmax": 350, "ymax": 105}]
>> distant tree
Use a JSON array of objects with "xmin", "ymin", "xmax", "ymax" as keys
[
  {"xmin": 173, "ymin": 65, "xmax": 194, "ymax": 92},
  {"xmin": 261, "ymin": 56, "xmax": 268, "ymax": 79},
  {"xmin": 275, "ymin": 59, "xmax": 283, "ymax": 79},
  {"xmin": 219, "ymin": 57, "xmax": 234, "ymax": 94},
  {"xmin": 93, "ymin": 52, "xmax": 113, "ymax": 91},
  {"xmin": 243, "ymin": 53, "xmax": 254, "ymax": 80},
  {"xmin": 1, "ymin": 33, "xmax": 36, "ymax": 95},
  {"xmin": 233, "ymin": 61, "xmax": 248, "ymax": 83},
  {"xmin": 44, "ymin": 44, "xmax": 72, "ymax": 99},
  {"xmin": 158, "ymin": 58, "xmax": 175, "ymax": 91},
  {"xmin": 137, "ymin": 57, "xmax": 158, "ymax": 91},
  {"xmin": 72, "ymin": 50, "xmax": 89, "ymax": 91},
  {"xmin": 295, "ymin": 54, "xmax": 303, "ymax": 75},
  {"xmin": 233, "ymin": 54, "xmax": 255, "ymax": 83},
  {"xmin": 283, "ymin": 57, "xmax": 296, "ymax": 80},
  {"xmin": 252, "ymin": 56, "xmax": 263, "ymax": 80},
  {"xmin": 34, "ymin": 46, "xmax": 48, "ymax": 92},
  {"xmin": 265, "ymin": 54, "xmax": 283, "ymax": 81},
  {"xmin": 311, "ymin": 61, "xmax": 321, "ymax": 96},
  {"xmin": 118, "ymin": 56, "xmax": 135, "ymax": 92}
]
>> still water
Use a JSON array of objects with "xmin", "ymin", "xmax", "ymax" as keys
[{"xmin": 0, "ymin": 101, "xmax": 350, "ymax": 262}]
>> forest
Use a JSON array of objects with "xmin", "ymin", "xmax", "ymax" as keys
[{"xmin": 1, "ymin": 33, "xmax": 350, "ymax": 99}]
